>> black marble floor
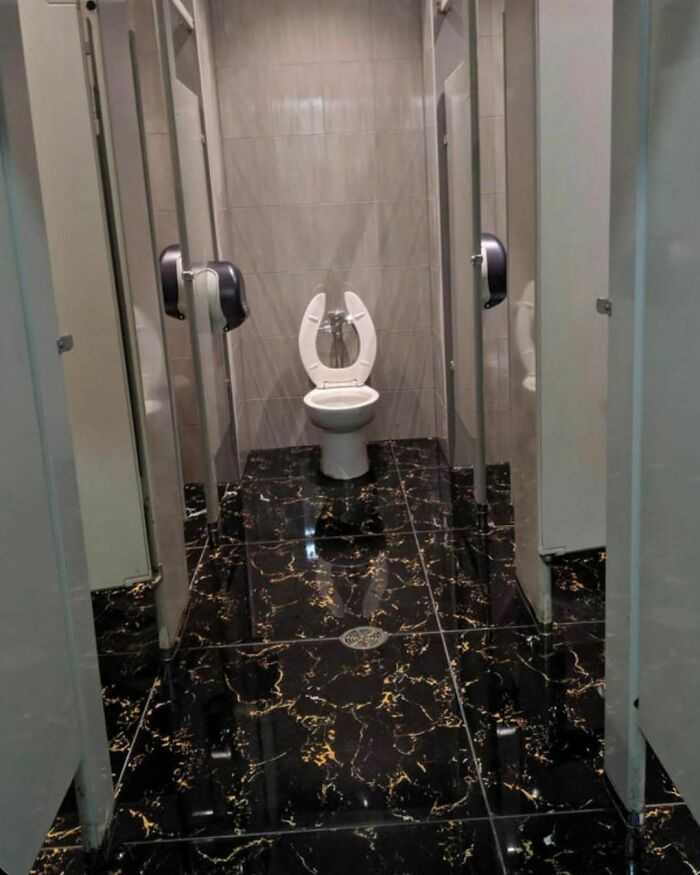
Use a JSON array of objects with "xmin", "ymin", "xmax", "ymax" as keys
[{"xmin": 32, "ymin": 439, "xmax": 700, "ymax": 874}]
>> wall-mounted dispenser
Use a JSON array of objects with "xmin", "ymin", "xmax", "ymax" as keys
[
  {"xmin": 480, "ymin": 233, "xmax": 507, "ymax": 309},
  {"xmin": 204, "ymin": 261, "xmax": 247, "ymax": 333},
  {"xmin": 160, "ymin": 244, "xmax": 186, "ymax": 320},
  {"xmin": 159, "ymin": 244, "xmax": 248, "ymax": 334}
]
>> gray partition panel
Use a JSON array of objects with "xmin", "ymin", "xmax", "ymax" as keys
[
  {"xmin": 638, "ymin": 0, "xmax": 700, "ymax": 823},
  {"xmin": 536, "ymin": 0, "xmax": 611, "ymax": 556},
  {"xmin": 604, "ymin": 0, "xmax": 648, "ymax": 816},
  {"xmin": 0, "ymin": 4, "xmax": 112, "ymax": 867}
]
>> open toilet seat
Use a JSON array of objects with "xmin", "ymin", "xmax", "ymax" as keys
[{"xmin": 298, "ymin": 291, "xmax": 377, "ymax": 388}]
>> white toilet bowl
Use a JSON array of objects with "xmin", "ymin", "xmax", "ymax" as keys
[{"xmin": 299, "ymin": 291, "xmax": 379, "ymax": 480}]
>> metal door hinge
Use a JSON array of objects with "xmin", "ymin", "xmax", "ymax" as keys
[
  {"xmin": 57, "ymin": 335, "xmax": 74, "ymax": 354},
  {"xmin": 596, "ymin": 298, "xmax": 612, "ymax": 316}
]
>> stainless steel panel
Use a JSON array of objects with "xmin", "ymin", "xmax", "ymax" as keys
[
  {"xmin": 0, "ymin": 4, "xmax": 112, "ymax": 867},
  {"xmin": 638, "ymin": 0, "xmax": 700, "ymax": 822}
]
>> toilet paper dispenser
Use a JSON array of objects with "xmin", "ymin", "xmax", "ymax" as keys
[
  {"xmin": 480, "ymin": 233, "xmax": 507, "ymax": 310},
  {"xmin": 159, "ymin": 244, "xmax": 248, "ymax": 333}
]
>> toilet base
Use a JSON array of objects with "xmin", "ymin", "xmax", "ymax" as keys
[{"xmin": 319, "ymin": 429, "xmax": 370, "ymax": 480}]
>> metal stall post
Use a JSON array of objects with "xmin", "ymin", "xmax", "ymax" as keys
[{"xmin": 154, "ymin": 0, "xmax": 221, "ymax": 536}]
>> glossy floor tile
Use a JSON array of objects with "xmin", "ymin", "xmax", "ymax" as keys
[
  {"xmin": 496, "ymin": 806, "xmax": 700, "ymax": 874},
  {"xmin": 90, "ymin": 580, "xmax": 158, "ymax": 655},
  {"xmin": 402, "ymin": 465, "xmax": 513, "ymax": 533},
  {"xmin": 392, "ymin": 436, "xmax": 450, "ymax": 472},
  {"xmin": 243, "ymin": 442, "xmax": 394, "ymax": 481},
  {"xmin": 99, "ymin": 653, "xmax": 159, "ymax": 781},
  {"xmin": 219, "ymin": 468, "xmax": 412, "ymax": 545},
  {"xmin": 448, "ymin": 624, "xmax": 609, "ymax": 816},
  {"xmin": 110, "ymin": 821, "xmax": 500, "ymax": 874},
  {"xmin": 419, "ymin": 528, "xmax": 534, "ymax": 631},
  {"xmin": 31, "ymin": 441, "xmax": 700, "ymax": 874},
  {"xmin": 550, "ymin": 549, "xmax": 606, "ymax": 624},
  {"xmin": 183, "ymin": 533, "xmax": 438, "ymax": 647},
  {"xmin": 113, "ymin": 634, "xmax": 486, "ymax": 842},
  {"xmin": 31, "ymin": 847, "xmax": 86, "ymax": 875}
]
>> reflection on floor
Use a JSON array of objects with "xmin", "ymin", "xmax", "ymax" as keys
[{"xmin": 32, "ymin": 440, "xmax": 700, "ymax": 873}]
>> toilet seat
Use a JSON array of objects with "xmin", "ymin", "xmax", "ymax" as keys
[{"xmin": 299, "ymin": 291, "xmax": 377, "ymax": 389}]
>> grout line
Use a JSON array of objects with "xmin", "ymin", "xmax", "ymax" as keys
[
  {"xmin": 120, "ymin": 813, "xmax": 495, "ymax": 848},
  {"xmin": 391, "ymin": 442, "xmax": 508, "ymax": 875},
  {"xmin": 113, "ymin": 536, "xmax": 215, "ymax": 801},
  {"xmin": 112, "ymin": 675, "xmax": 158, "ymax": 800}
]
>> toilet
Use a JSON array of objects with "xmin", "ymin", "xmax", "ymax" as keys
[{"xmin": 299, "ymin": 291, "xmax": 379, "ymax": 480}]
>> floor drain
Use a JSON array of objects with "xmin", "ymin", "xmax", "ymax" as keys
[{"xmin": 340, "ymin": 626, "xmax": 389, "ymax": 650}]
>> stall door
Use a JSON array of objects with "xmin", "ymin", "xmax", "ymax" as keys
[
  {"xmin": 638, "ymin": 0, "xmax": 700, "ymax": 822},
  {"xmin": 0, "ymin": 4, "xmax": 111, "ymax": 866}
]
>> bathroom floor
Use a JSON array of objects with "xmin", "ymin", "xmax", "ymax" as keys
[{"xmin": 33, "ymin": 440, "xmax": 700, "ymax": 873}]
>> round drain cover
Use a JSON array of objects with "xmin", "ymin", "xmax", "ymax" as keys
[{"xmin": 340, "ymin": 626, "xmax": 389, "ymax": 650}]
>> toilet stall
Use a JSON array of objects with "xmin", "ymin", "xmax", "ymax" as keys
[{"xmin": 504, "ymin": 0, "xmax": 612, "ymax": 624}]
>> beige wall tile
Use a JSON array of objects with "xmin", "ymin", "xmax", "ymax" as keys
[
  {"xmin": 371, "ymin": 0, "xmax": 422, "ymax": 60},
  {"xmin": 373, "ymin": 328, "xmax": 434, "ymax": 391},
  {"xmin": 483, "ymin": 336, "xmax": 509, "ymax": 411},
  {"xmin": 241, "ymin": 336, "xmax": 309, "ymax": 399},
  {"xmin": 217, "ymin": 65, "xmax": 324, "ymax": 138},
  {"xmin": 212, "ymin": 0, "xmax": 273, "ymax": 68},
  {"xmin": 137, "ymin": 51, "xmax": 167, "ymax": 135},
  {"xmin": 377, "ymin": 199, "xmax": 429, "ymax": 266},
  {"xmin": 152, "ymin": 209, "xmax": 180, "ymax": 255},
  {"xmin": 179, "ymin": 425, "xmax": 205, "ymax": 482},
  {"xmin": 373, "ymin": 60, "xmax": 425, "ymax": 130},
  {"xmin": 376, "ymin": 130, "xmax": 428, "ymax": 201},
  {"xmin": 265, "ymin": 0, "xmax": 324, "ymax": 64},
  {"xmin": 478, "ymin": 34, "xmax": 505, "ymax": 118},
  {"xmin": 367, "ymin": 389, "xmax": 436, "ymax": 440},
  {"xmin": 324, "ymin": 133, "xmax": 377, "ymax": 203},
  {"xmin": 485, "ymin": 407, "xmax": 511, "ymax": 463},
  {"xmin": 169, "ymin": 356, "xmax": 199, "ymax": 428},
  {"xmin": 317, "ymin": 0, "xmax": 374, "ymax": 62},
  {"xmin": 145, "ymin": 134, "xmax": 176, "ymax": 212},
  {"xmin": 213, "ymin": 0, "xmax": 437, "ymax": 447},
  {"xmin": 223, "ymin": 135, "xmax": 327, "ymax": 207},
  {"xmin": 245, "ymin": 397, "xmax": 319, "ymax": 449},
  {"xmin": 229, "ymin": 203, "xmax": 379, "ymax": 273},
  {"xmin": 322, "ymin": 62, "xmax": 376, "ymax": 133},
  {"xmin": 242, "ymin": 271, "xmax": 328, "ymax": 338}
]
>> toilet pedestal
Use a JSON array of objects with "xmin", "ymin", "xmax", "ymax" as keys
[{"xmin": 319, "ymin": 428, "xmax": 370, "ymax": 480}]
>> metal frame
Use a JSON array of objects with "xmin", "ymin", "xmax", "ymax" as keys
[
  {"xmin": 467, "ymin": 0, "xmax": 487, "ymax": 509},
  {"xmin": 155, "ymin": 0, "xmax": 221, "ymax": 529}
]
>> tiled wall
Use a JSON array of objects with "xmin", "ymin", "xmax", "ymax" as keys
[
  {"xmin": 211, "ymin": 0, "xmax": 437, "ymax": 449},
  {"xmin": 478, "ymin": 0, "xmax": 510, "ymax": 463}
]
